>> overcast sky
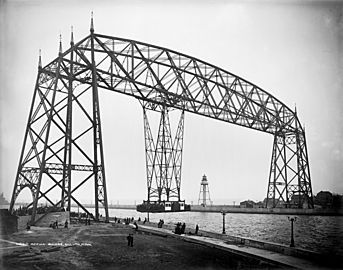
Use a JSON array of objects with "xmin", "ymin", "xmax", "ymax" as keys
[{"xmin": 1, "ymin": 0, "xmax": 342, "ymax": 205}]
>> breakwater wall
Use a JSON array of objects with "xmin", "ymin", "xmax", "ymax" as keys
[
  {"xmin": 72, "ymin": 204, "xmax": 136, "ymax": 210},
  {"xmin": 75, "ymin": 204, "xmax": 343, "ymax": 216},
  {"xmin": 190, "ymin": 205, "xmax": 343, "ymax": 216}
]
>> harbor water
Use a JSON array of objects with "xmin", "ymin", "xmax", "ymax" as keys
[{"xmin": 90, "ymin": 208, "xmax": 343, "ymax": 256}]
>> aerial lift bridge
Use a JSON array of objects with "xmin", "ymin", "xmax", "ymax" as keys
[{"xmin": 9, "ymin": 18, "xmax": 313, "ymax": 223}]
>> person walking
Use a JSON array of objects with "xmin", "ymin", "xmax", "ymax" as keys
[{"xmin": 127, "ymin": 234, "xmax": 133, "ymax": 247}]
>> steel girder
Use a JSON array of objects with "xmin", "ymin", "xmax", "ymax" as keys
[
  {"xmin": 40, "ymin": 33, "xmax": 298, "ymax": 133},
  {"xmin": 10, "ymin": 30, "xmax": 314, "ymax": 216},
  {"xmin": 143, "ymin": 106, "xmax": 184, "ymax": 203}
]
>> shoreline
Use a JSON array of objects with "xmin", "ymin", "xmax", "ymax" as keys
[
  {"xmin": 85, "ymin": 204, "xmax": 343, "ymax": 216},
  {"xmin": 1, "ymin": 221, "xmax": 283, "ymax": 269},
  {"xmin": 5, "ymin": 203, "xmax": 343, "ymax": 216},
  {"xmin": 2, "ymin": 213, "xmax": 342, "ymax": 269}
]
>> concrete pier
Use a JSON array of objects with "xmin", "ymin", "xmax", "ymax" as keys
[{"xmin": 138, "ymin": 223, "xmax": 340, "ymax": 269}]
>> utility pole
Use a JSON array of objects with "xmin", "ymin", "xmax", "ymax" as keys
[{"xmin": 221, "ymin": 211, "xmax": 226, "ymax": 234}]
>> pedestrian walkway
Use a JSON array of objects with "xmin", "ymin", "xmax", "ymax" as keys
[{"xmin": 139, "ymin": 225, "xmax": 330, "ymax": 270}]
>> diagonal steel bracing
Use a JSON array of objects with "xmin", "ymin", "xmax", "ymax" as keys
[
  {"xmin": 143, "ymin": 105, "xmax": 185, "ymax": 203},
  {"xmin": 266, "ymin": 113, "xmax": 313, "ymax": 208},
  {"xmin": 10, "ymin": 22, "xmax": 314, "ymax": 222}
]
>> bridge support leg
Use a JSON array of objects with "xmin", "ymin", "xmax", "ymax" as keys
[
  {"xmin": 142, "ymin": 105, "xmax": 185, "ymax": 204},
  {"xmin": 266, "ymin": 129, "xmax": 313, "ymax": 208},
  {"xmin": 10, "ymin": 35, "xmax": 109, "ymax": 223}
]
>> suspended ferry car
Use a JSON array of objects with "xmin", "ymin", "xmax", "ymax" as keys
[{"xmin": 136, "ymin": 200, "xmax": 191, "ymax": 213}]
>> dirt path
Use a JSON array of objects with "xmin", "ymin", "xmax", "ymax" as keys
[{"xmin": 1, "ymin": 222, "xmax": 280, "ymax": 270}]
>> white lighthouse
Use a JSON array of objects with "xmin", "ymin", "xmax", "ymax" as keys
[{"xmin": 198, "ymin": 174, "xmax": 211, "ymax": 206}]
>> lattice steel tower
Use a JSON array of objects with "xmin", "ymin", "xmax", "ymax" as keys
[
  {"xmin": 142, "ymin": 105, "xmax": 185, "ymax": 203},
  {"xmin": 9, "ymin": 18, "xmax": 109, "ymax": 223}
]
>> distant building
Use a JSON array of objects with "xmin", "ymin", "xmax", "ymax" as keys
[
  {"xmin": 240, "ymin": 200, "xmax": 255, "ymax": 208},
  {"xmin": 240, "ymin": 200, "xmax": 264, "ymax": 208},
  {"xmin": 314, "ymin": 191, "xmax": 333, "ymax": 208},
  {"xmin": 263, "ymin": 198, "xmax": 281, "ymax": 208},
  {"xmin": 0, "ymin": 193, "xmax": 9, "ymax": 206},
  {"xmin": 254, "ymin": 201, "xmax": 264, "ymax": 208}
]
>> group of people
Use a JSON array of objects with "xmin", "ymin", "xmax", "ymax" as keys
[
  {"xmin": 49, "ymin": 219, "xmax": 69, "ymax": 229},
  {"xmin": 50, "ymin": 220, "xmax": 59, "ymax": 229},
  {"xmin": 113, "ymin": 217, "xmax": 121, "ymax": 223},
  {"xmin": 124, "ymin": 217, "xmax": 135, "ymax": 225},
  {"xmin": 113, "ymin": 216, "xmax": 135, "ymax": 225},
  {"xmin": 174, "ymin": 222, "xmax": 186, "ymax": 235},
  {"xmin": 84, "ymin": 217, "xmax": 91, "ymax": 226},
  {"xmin": 173, "ymin": 222, "xmax": 199, "ymax": 235}
]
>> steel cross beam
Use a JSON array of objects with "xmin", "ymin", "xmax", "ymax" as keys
[{"xmin": 10, "ymin": 29, "xmax": 314, "ymax": 220}]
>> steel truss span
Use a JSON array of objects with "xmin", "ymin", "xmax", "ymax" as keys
[{"xmin": 10, "ymin": 26, "xmax": 314, "ymax": 222}]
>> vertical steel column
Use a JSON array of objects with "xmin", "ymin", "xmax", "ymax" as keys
[
  {"xmin": 172, "ymin": 110, "xmax": 185, "ymax": 201},
  {"xmin": 90, "ymin": 21, "xmax": 109, "ymax": 221},
  {"xmin": 143, "ymin": 107, "xmax": 156, "ymax": 202},
  {"xmin": 282, "ymin": 135, "xmax": 290, "ymax": 207},
  {"xmin": 67, "ymin": 32, "xmax": 75, "ymax": 212},
  {"xmin": 302, "ymin": 130, "xmax": 314, "ymax": 207},
  {"xmin": 295, "ymin": 128, "xmax": 314, "ymax": 208},
  {"xmin": 266, "ymin": 134, "xmax": 277, "ymax": 208},
  {"xmin": 158, "ymin": 108, "xmax": 166, "ymax": 201},
  {"xmin": 153, "ymin": 106, "xmax": 169, "ymax": 201},
  {"xmin": 61, "ymin": 30, "xmax": 74, "ymax": 210},
  {"xmin": 30, "ymin": 48, "xmax": 63, "ymax": 223},
  {"xmin": 156, "ymin": 106, "xmax": 174, "ymax": 201},
  {"xmin": 295, "ymin": 118, "xmax": 301, "ymax": 208}
]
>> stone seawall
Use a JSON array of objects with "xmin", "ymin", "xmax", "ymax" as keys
[{"xmin": 141, "ymin": 221, "xmax": 321, "ymax": 262}]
